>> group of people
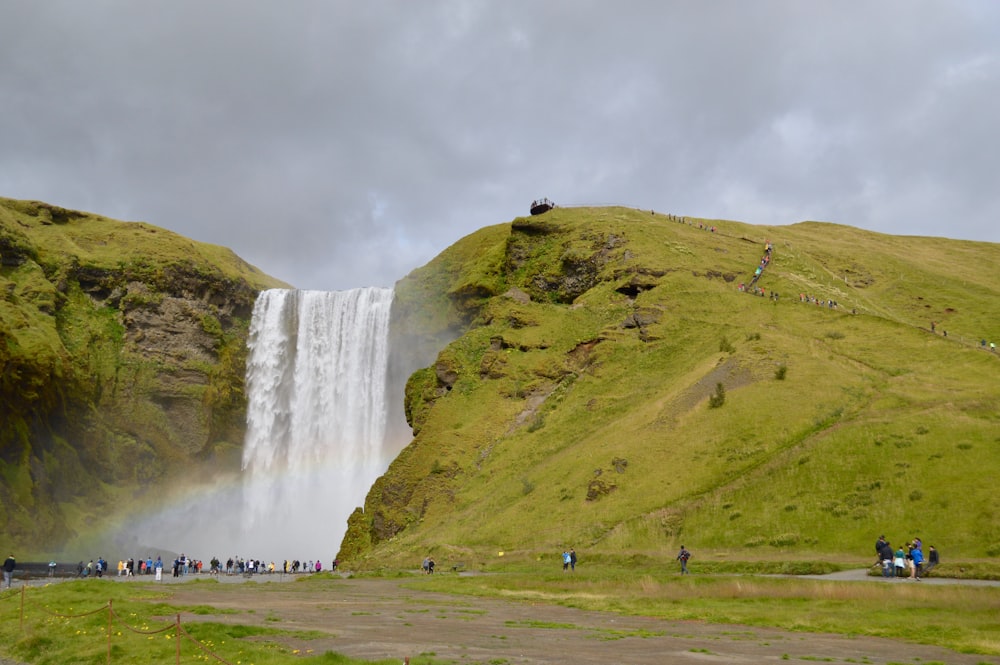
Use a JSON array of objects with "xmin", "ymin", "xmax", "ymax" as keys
[
  {"xmin": 798, "ymin": 294, "xmax": 840, "ymax": 308},
  {"xmin": 738, "ymin": 284, "xmax": 779, "ymax": 300},
  {"xmin": 421, "ymin": 556, "xmax": 436, "ymax": 574},
  {"xmin": 561, "ymin": 548, "xmax": 577, "ymax": 571},
  {"xmin": 748, "ymin": 242, "xmax": 773, "ymax": 286},
  {"xmin": 555, "ymin": 547, "xmax": 695, "ymax": 574},
  {"xmin": 68, "ymin": 554, "xmax": 338, "ymax": 580},
  {"xmin": 216, "ymin": 558, "xmax": 335, "ymax": 575},
  {"xmin": 76, "ymin": 555, "xmax": 181, "ymax": 579},
  {"xmin": 874, "ymin": 535, "xmax": 938, "ymax": 580}
]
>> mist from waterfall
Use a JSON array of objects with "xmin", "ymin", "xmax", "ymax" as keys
[{"xmin": 239, "ymin": 287, "xmax": 396, "ymax": 560}]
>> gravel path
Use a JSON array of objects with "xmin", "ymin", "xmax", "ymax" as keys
[{"xmin": 158, "ymin": 572, "xmax": 1000, "ymax": 665}]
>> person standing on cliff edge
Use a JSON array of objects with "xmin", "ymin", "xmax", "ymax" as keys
[{"xmin": 3, "ymin": 553, "xmax": 15, "ymax": 588}]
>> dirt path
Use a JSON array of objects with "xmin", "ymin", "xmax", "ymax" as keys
[{"xmin": 159, "ymin": 573, "xmax": 1000, "ymax": 665}]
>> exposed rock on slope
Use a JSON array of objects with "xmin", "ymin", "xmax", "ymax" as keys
[{"xmin": 0, "ymin": 197, "xmax": 286, "ymax": 554}]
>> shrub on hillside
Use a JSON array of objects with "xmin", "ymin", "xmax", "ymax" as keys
[
  {"xmin": 520, "ymin": 476, "xmax": 535, "ymax": 495},
  {"xmin": 708, "ymin": 382, "xmax": 726, "ymax": 408}
]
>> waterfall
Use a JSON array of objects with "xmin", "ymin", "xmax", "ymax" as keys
[{"xmin": 240, "ymin": 287, "xmax": 396, "ymax": 560}]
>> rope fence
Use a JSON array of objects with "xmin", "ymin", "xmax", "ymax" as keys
[{"xmin": 2, "ymin": 584, "xmax": 237, "ymax": 665}]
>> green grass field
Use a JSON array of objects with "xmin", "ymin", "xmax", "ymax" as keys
[{"xmin": 2, "ymin": 566, "xmax": 999, "ymax": 664}]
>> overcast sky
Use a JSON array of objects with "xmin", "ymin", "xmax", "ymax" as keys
[{"xmin": 2, "ymin": 1, "xmax": 998, "ymax": 290}]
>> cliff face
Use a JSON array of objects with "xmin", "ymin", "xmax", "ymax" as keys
[
  {"xmin": 341, "ymin": 206, "xmax": 1000, "ymax": 566},
  {"xmin": 0, "ymin": 197, "xmax": 287, "ymax": 555}
]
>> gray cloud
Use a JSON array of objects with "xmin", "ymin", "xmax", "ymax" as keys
[{"xmin": 2, "ymin": 0, "xmax": 998, "ymax": 289}]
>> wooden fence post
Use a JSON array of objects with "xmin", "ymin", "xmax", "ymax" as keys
[{"xmin": 107, "ymin": 599, "xmax": 113, "ymax": 665}]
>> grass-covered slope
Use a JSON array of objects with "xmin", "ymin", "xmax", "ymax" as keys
[
  {"xmin": 0, "ymin": 197, "xmax": 287, "ymax": 555},
  {"xmin": 343, "ymin": 206, "xmax": 1000, "ymax": 566}
]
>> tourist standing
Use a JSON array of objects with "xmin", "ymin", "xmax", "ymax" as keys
[
  {"xmin": 893, "ymin": 546, "xmax": 906, "ymax": 578},
  {"xmin": 3, "ymin": 554, "xmax": 15, "ymax": 588},
  {"xmin": 910, "ymin": 542, "xmax": 924, "ymax": 580},
  {"xmin": 878, "ymin": 539, "xmax": 895, "ymax": 578},
  {"xmin": 924, "ymin": 546, "xmax": 939, "ymax": 576}
]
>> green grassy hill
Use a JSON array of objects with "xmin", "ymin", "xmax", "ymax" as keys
[
  {"xmin": 0, "ymin": 197, "xmax": 286, "ymax": 555},
  {"xmin": 344, "ymin": 206, "xmax": 1000, "ymax": 567}
]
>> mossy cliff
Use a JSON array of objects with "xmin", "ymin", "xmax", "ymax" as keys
[
  {"xmin": 0, "ymin": 197, "xmax": 286, "ymax": 555},
  {"xmin": 341, "ymin": 206, "xmax": 1000, "ymax": 566}
]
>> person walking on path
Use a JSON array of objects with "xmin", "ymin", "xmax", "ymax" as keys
[
  {"xmin": 677, "ymin": 546, "xmax": 692, "ymax": 574},
  {"xmin": 3, "ymin": 554, "xmax": 15, "ymax": 588},
  {"xmin": 562, "ymin": 550, "xmax": 571, "ymax": 572},
  {"xmin": 923, "ymin": 546, "xmax": 939, "ymax": 576},
  {"xmin": 569, "ymin": 549, "xmax": 577, "ymax": 572}
]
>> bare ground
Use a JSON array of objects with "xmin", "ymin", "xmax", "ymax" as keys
[{"xmin": 151, "ymin": 572, "xmax": 1000, "ymax": 665}]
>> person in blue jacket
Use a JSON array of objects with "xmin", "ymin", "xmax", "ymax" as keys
[{"xmin": 909, "ymin": 542, "xmax": 924, "ymax": 580}]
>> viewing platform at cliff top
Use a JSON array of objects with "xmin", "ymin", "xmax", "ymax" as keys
[{"xmin": 530, "ymin": 198, "xmax": 555, "ymax": 215}]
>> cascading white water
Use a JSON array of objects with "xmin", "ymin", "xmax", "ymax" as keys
[{"xmin": 240, "ymin": 287, "xmax": 395, "ymax": 560}]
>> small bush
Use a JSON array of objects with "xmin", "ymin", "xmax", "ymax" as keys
[
  {"xmin": 774, "ymin": 364, "xmax": 787, "ymax": 380},
  {"xmin": 825, "ymin": 330, "xmax": 845, "ymax": 340},
  {"xmin": 708, "ymin": 382, "xmax": 726, "ymax": 408},
  {"xmin": 909, "ymin": 490, "xmax": 923, "ymax": 501},
  {"xmin": 745, "ymin": 332, "xmax": 761, "ymax": 341},
  {"xmin": 769, "ymin": 533, "xmax": 800, "ymax": 547},
  {"xmin": 719, "ymin": 336, "xmax": 735, "ymax": 353},
  {"xmin": 520, "ymin": 477, "xmax": 535, "ymax": 495}
]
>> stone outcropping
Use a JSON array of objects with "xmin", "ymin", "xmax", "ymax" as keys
[{"xmin": 0, "ymin": 197, "xmax": 286, "ymax": 554}]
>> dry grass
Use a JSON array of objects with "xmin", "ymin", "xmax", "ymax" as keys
[{"xmin": 412, "ymin": 567, "xmax": 1000, "ymax": 655}]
